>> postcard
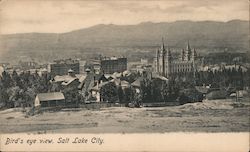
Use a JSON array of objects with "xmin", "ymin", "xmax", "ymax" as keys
[{"xmin": 0, "ymin": 0, "xmax": 249, "ymax": 151}]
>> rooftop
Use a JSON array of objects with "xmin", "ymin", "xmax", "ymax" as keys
[
  {"xmin": 36, "ymin": 92, "xmax": 65, "ymax": 101},
  {"xmin": 52, "ymin": 58, "xmax": 79, "ymax": 65},
  {"xmin": 101, "ymin": 56, "xmax": 126, "ymax": 61}
]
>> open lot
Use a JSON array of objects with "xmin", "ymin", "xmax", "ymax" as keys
[{"xmin": 0, "ymin": 99, "xmax": 249, "ymax": 133}]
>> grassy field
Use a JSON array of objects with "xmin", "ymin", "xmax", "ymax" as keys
[{"xmin": 0, "ymin": 98, "xmax": 249, "ymax": 133}]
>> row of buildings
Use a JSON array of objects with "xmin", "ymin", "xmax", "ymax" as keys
[
  {"xmin": 48, "ymin": 57, "xmax": 127, "ymax": 77},
  {"xmin": 47, "ymin": 38, "xmax": 199, "ymax": 80}
]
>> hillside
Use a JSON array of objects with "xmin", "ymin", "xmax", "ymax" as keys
[{"xmin": 0, "ymin": 20, "xmax": 249, "ymax": 62}]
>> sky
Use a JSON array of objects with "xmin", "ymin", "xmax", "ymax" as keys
[{"xmin": 0, "ymin": 0, "xmax": 249, "ymax": 34}]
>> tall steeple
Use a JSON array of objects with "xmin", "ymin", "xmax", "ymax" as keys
[
  {"xmin": 161, "ymin": 37, "xmax": 166, "ymax": 52},
  {"xmin": 182, "ymin": 49, "xmax": 185, "ymax": 61},
  {"xmin": 186, "ymin": 40, "xmax": 191, "ymax": 51},
  {"xmin": 185, "ymin": 40, "xmax": 192, "ymax": 61},
  {"xmin": 192, "ymin": 48, "xmax": 197, "ymax": 61},
  {"xmin": 155, "ymin": 49, "xmax": 160, "ymax": 73},
  {"xmin": 165, "ymin": 47, "xmax": 172, "ymax": 78},
  {"xmin": 161, "ymin": 37, "xmax": 165, "ymax": 76}
]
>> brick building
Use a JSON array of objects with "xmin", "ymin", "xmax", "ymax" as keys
[
  {"xmin": 100, "ymin": 57, "xmax": 127, "ymax": 74},
  {"xmin": 48, "ymin": 59, "xmax": 80, "ymax": 77}
]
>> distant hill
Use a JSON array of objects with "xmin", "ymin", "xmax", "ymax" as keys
[{"xmin": 0, "ymin": 20, "xmax": 249, "ymax": 62}]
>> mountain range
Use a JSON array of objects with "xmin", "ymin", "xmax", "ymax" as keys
[{"xmin": 0, "ymin": 20, "xmax": 249, "ymax": 62}]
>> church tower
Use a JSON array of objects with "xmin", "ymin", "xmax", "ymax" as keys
[
  {"xmin": 184, "ymin": 41, "xmax": 192, "ymax": 61},
  {"xmin": 182, "ymin": 49, "xmax": 185, "ymax": 61},
  {"xmin": 191, "ymin": 48, "xmax": 197, "ymax": 61},
  {"xmin": 161, "ymin": 37, "xmax": 166, "ymax": 76},
  {"xmin": 155, "ymin": 49, "xmax": 160, "ymax": 73},
  {"xmin": 165, "ymin": 47, "xmax": 172, "ymax": 78}
]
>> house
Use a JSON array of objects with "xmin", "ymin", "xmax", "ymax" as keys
[
  {"xmin": 131, "ymin": 78, "xmax": 142, "ymax": 93},
  {"xmin": 104, "ymin": 74, "xmax": 114, "ymax": 80},
  {"xmin": 104, "ymin": 72, "xmax": 127, "ymax": 81},
  {"xmin": 78, "ymin": 70, "xmax": 108, "ymax": 100},
  {"xmin": 88, "ymin": 74, "xmax": 130, "ymax": 102},
  {"xmin": 89, "ymin": 81, "xmax": 110, "ymax": 102},
  {"xmin": 52, "ymin": 69, "xmax": 86, "ymax": 91},
  {"xmin": 94, "ymin": 73, "xmax": 108, "ymax": 84},
  {"xmin": 152, "ymin": 74, "xmax": 168, "ymax": 81},
  {"xmin": 120, "ymin": 80, "xmax": 130, "ymax": 89},
  {"xmin": 78, "ymin": 72, "xmax": 95, "ymax": 97},
  {"xmin": 34, "ymin": 92, "xmax": 65, "ymax": 107},
  {"xmin": 110, "ymin": 78, "xmax": 130, "ymax": 89}
]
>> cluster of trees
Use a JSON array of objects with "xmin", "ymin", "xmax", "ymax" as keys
[
  {"xmin": 99, "ymin": 81, "xmax": 142, "ymax": 107},
  {"xmin": 195, "ymin": 67, "xmax": 249, "ymax": 89},
  {"xmin": 204, "ymin": 52, "xmax": 249, "ymax": 65},
  {"xmin": 139, "ymin": 76, "xmax": 182, "ymax": 103},
  {"xmin": 0, "ymin": 71, "xmax": 51, "ymax": 108},
  {"xmin": 137, "ymin": 66, "xmax": 249, "ymax": 103},
  {"xmin": 0, "ymin": 70, "xmax": 85, "ymax": 109}
]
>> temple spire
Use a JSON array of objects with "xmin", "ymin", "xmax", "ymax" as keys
[
  {"xmin": 182, "ymin": 49, "xmax": 185, "ymax": 61},
  {"xmin": 186, "ymin": 40, "xmax": 191, "ymax": 51},
  {"xmin": 161, "ymin": 37, "xmax": 165, "ymax": 51},
  {"xmin": 185, "ymin": 40, "xmax": 192, "ymax": 61},
  {"xmin": 192, "ymin": 48, "xmax": 197, "ymax": 61}
]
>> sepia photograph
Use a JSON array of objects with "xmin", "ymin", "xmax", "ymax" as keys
[{"xmin": 0, "ymin": 0, "xmax": 249, "ymax": 151}]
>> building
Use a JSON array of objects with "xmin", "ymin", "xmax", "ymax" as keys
[
  {"xmin": 131, "ymin": 78, "xmax": 142, "ymax": 93},
  {"xmin": 51, "ymin": 69, "xmax": 86, "ymax": 93},
  {"xmin": 19, "ymin": 61, "xmax": 38, "ymax": 70},
  {"xmin": 140, "ymin": 58, "xmax": 148, "ymax": 65},
  {"xmin": 78, "ymin": 69, "xmax": 108, "ymax": 101},
  {"xmin": 100, "ymin": 57, "xmax": 127, "ymax": 74},
  {"xmin": 34, "ymin": 92, "xmax": 65, "ymax": 107},
  {"xmin": 79, "ymin": 60, "xmax": 87, "ymax": 74},
  {"xmin": 154, "ymin": 39, "xmax": 197, "ymax": 78},
  {"xmin": 48, "ymin": 59, "xmax": 80, "ymax": 77},
  {"xmin": 89, "ymin": 81, "xmax": 110, "ymax": 102}
]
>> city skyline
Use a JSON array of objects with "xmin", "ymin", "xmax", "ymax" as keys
[{"xmin": 0, "ymin": 0, "xmax": 248, "ymax": 34}]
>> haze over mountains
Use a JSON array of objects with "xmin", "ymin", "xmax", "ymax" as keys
[{"xmin": 0, "ymin": 20, "xmax": 249, "ymax": 62}]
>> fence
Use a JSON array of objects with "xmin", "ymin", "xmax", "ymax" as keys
[
  {"xmin": 79, "ymin": 103, "xmax": 126, "ymax": 109},
  {"xmin": 142, "ymin": 102, "xmax": 181, "ymax": 107}
]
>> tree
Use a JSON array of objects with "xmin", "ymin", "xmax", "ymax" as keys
[
  {"xmin": 132, "ymin": 92, "xmax": 142, "ymax": 107},
  {"xmin": 117, "ymin": 85, "xmax": 124, "ymax": 103},
  {"xmin": 123, "ymin": 87, "xmax": 135, "ymax": 104},
  {"xmin": 140, "ymin": 78, "xmax": 152, "ymax": 103},
  {"xmin": 6, "ymin": 86, "xmax": 22, "ymax": 108},
  {"xmin": 100, "ymin": 82, "xmax": 118, "ymax": 102},
  {"xmin": 0, "ymin": 81, "xmax": 9, "ymax": 108},
  {"xmin": 1, "ymin": 71, "xmax": 12, "ymax": 88}
]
